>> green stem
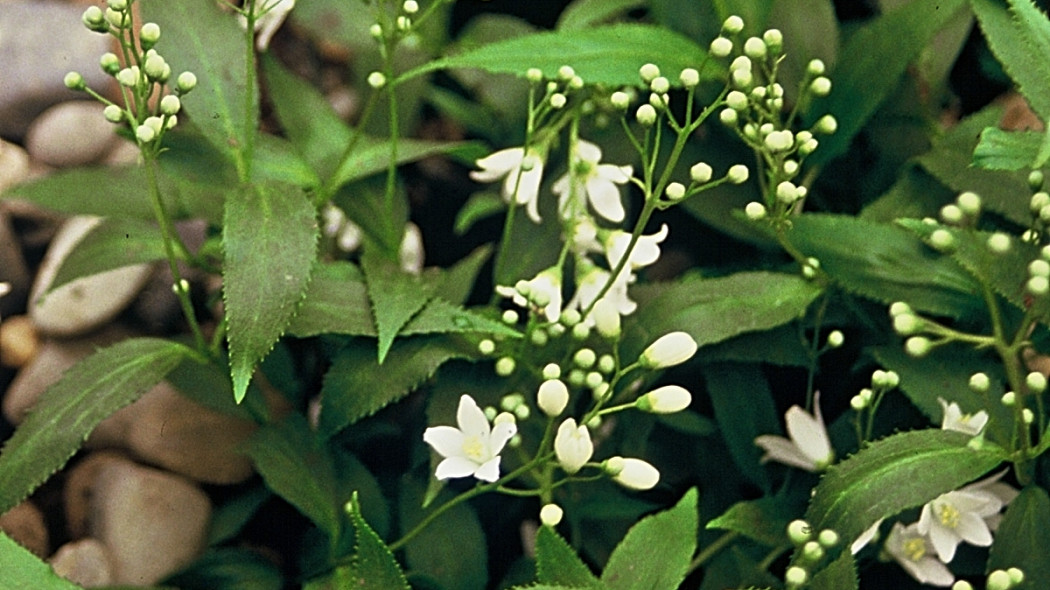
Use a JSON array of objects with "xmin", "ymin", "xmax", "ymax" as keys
[
  {"xmin": 239, "ymin": 0, "xmax": 258, "ymax": 182},
  {"xmin": 686, "ymin": 531, "xmax": 740, "ymax": 574}
]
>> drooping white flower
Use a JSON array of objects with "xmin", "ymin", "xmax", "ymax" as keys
[
  {"xmin": 605, "ymin": 456, "xmax": 660, "ymax": 490},
  {"xmin": 495, "ymin": 267, "xmax": 563, "ymax": 322},
  {"xmin": 603, "ymin": 224, "xmax": 669, "ymax": 272},
  {"xmin": 884, "ymin": 522, "xmax": 955, "ymax": 587},
  {"xmin": 568, "ymin": 262, "xmax": 635, "ymax": 318},
  {"xmin": 554, "ymin": 418, "xmax": 593, "ymax": 474},
  {"xmin": 964, "ymin": 471, "xmax": 1018, "ymax": 531},
  {"xmin": 470, "ymin": 147, "xmax": 546, "ymax": 222},
  {"xmin": 553, "ymin": 140, "xmax": 633, "ymax": 223},
  {"xmin": 917, "ymin": 486, "xmax": 1000, "ymax": 562},
  {"xmin": 938, "ymin": 398, "xmax": 989, "ymax": 436},
  {"xmin": 423, "ymin": 395, "xmax": 517, "ymax": 482},
  {"xmin": 238, "ymin": 0, "xmax": 296, "ymax": 50},
  {"xmin": 754, "ymin": 392, "xmax": 834, "ymax": 471}
]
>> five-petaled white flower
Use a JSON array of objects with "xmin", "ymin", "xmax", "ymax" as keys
[
  {"xmin": 754, "ymin": 392, "xmax": 834, "ymax": 471},
  {"xmin": 470, "ymin": 147, "xmax": 546, "ymax": 223},
  {"xmin": 554, "ymin": 418, "xmax": 593, "ymax": 474},
  {"xmin": 495, "ymin": 267, "xmax": 563, "ymax": 322},
  {"xmin": 917, "ymin": 473, "xmax": 1011, "ymax": 562},
  {"xmin": 938, "ymin": 398, "xmax": 989, "ymax": 436},
  {"xmin": 603, "ymin": 224, "xmax": 669, "ymax": 272},
  {"xmin": 884, "ymin": 522, "xmax": 955, "ymax": 587},
  {"xmin": 423, "ymin": 395, "xmax": 517, "ymax": 482},
  {"xmin": 553, "ymin": 140, "xmax": 633, "ymax": 223}
]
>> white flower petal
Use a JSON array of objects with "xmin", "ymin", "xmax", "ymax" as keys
[
  {"xmin": 475, "ymin": 147, "xmax": 525, "ymax": 174},
  {"xmin": 554, "ymin": 419, "xmax": 593, "ymax": 474},
  {"xmin": 435, "ymin": 456, "xmax": 480, "ymax": 480},
  {"xmin": 784, "ymin": 405, "xmax": 832, "ymax": 467},
  {"xmin": 586, "ymin": 175, "xmax": 626, "ymax": 222},
  {"xmin": 473, "ymin": 457, "xmax": 502, "ymax": 482},
  {"xmin": 955, "ymin": 512, "xmax": 993, "ymax": 547},
  {"xmin": 927, "ymin": 523, "xmax": 960, "ymax": 562},
  {"xmin": 576, "ymin": 139, "xmax": 602, "ymax": 163},
  {"xmin": 456, "ymin": 395, "xmax": 491, "ymax": 439},
  {"xmin": 754, "ymin": 435, "xmax": 817, "ymax": 471},
  {"xmin": 489, "ymin": 420, "xmax": 518, "ymax": 455},
  {"xmin": 423, "ymin": 426, "xmax": 466, "ymax": 458}
]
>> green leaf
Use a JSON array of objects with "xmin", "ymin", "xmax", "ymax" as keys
[
  {"xmin": 702, "ymin": 363, "xmax": 779, "ymax": 492},
  {"xmin": 241, "ymin": 414, "xmax": 342, "ymax": 540},
  {"xmin": 318, "ymin": 335, "xmax": 477, "ymax": 438},
  {"xmin": 0, "ymin": 531, "xmax": 81, "ymax": 590},
  {"xmin": 400, "ymin": 298, "xmax": 522, "ymax": 339},
  {"xmin": 207, "ymin": 486, "xmax": 271, "ymax": 546},
  {"xmin": 142, "ymin": 0, "xmax": 256, "ymax": 175},
  {"xmin": 972, "ymin": 0, "xmax": 1050, "ymax": 123},
  {"xmin": 162, "ymin": 548, "xmax": 284, "ymax": 590},
  {"xmin": 804, "ymin": 429, "xmax": 1004, "ymax": 548},
  {"xmin": 786, "ymin": 214, "xmax": 981, "ymax": 317},
  {"xmin": 433, "ymin": 246, "xmax": 492, "ymax": 305},
  {"xmin": 400, "ymin": 478, "xmax": 487, "ymax": 590},
  {"xmin": 223, "ymin": 181, "xmax": 318, "ymax": 403},
  {"xmin": 329, "ymin": 138, "xmax": 476, "ymax": 193},
  {"xmin": 0, "ymin": 338, "xmax": 190, "ymax": 513},
  {"xmin": 808, "ymin": 0, "xmax": 968, "ymax": 166},
  {"xmin": 48, "ymin": 217, "xmax": 166, "ymax": 295},
  {"xmin": 556, "ymin": 0, "xmax": 647, "ymax": 30},
  {"xmin": 400, "ymin": 24, "xmax": 721, "ymax": 88},
  {"xmin": 601, "ymin": 488, "xmax": 698, "ymax": 590},
  {"xmin": 625, "ymin": 271, "xmax": 822, "ymax": 359},
  {"xmin": 808, "ymin": 551, "xmax": 858, "ymax": 590},
  {"xmin": 287, "ymin": 262, "xmax": 375, "ymax": 338},
  {"xmin": 454, "ymin": 192, "xmax": 506, "ymax": 236},
  {"xmin": 973, "ymin": 127, "xmax": 1045, "ymax": 170},
  {"xmin": 986, "ymin": 486, "xmax": 1050, "ymax": 590},
  {"xmin": 251, "ymin": 134, "xmax": 321, "ymax": 189},
  {"xmin": 361, "ymin": 251, "xmax": 436, "ymax": 363},
  {"xmin": 535, "ymin": 527, "xmax": 602, "ymax": 588},
  {"xmin": 706, "ymin": 497, "xmax": 794, "ymax": 548},
  {"xmin": 345, "ymin": 494, "xmax": 410, "ymax": 590}
]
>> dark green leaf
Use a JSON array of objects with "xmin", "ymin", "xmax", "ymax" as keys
[
  {"xmin": 330, "ymin": 138, "xmax": 477, "ymax": 192},
  {"xmin": 986, "ymin": 485, "xmax": 1050, "ymax": 590},
  {"xmin": 48, "ymin": 217, "xmax": 165, "ymax": 295},
  {"xmin": 287, "ymin": 262, "xmax": 375, "ymax": 338},
  {"xmin": 601, "ymin": 488, "xmax": 698, "ymax": 590},
  {"xmin": 207, "ymin": 486, "xmax": 271, "ymax": 546},
  {"xmin": 786, "ymin": 214, "xmax": 981, "ymax": 317},
  {"xmin": 804, "ymin": 429, "xmax": 1004, "ymax": 548},
  {"xmin": 251, "ymin": 134, "xmax": 321, "ymax": 189},
  {"xmin": 223, "ymin": 181, "xmax": 318, "ymax": 403},
  {"xmin": 400, "ymin": 478, "xmax": 487, "ymax": 590},
  {"xmin": 808, "ymin": 0, "xmax": 968, "ymax": 166},
  {"xmin": 535, "ymin": 526, "xmax": 602, "ymax": 588},
  {"xmin": 401, "ymin": 24, "xmax": 721, "ymax": 88},
  {"xmin": 401, "ymin": 298, "xmax": 522, "ymax": 339},
  {"xmin": 702, "ymin": 363, "xmax": 779, "ymax": 492},
  {"xmin": 556, "ymin": 0, "xmax": 647, "ymax": 30},
  {"xmin": 974, "ymin": 127, "xmax": 1045, "ymax": 170},
  {"xmin": 242, "ymin": 414, "xmax": 342, "ymax": 540},
  {"xmin": 345, "ymin": 494, "xmax": 410, "ymax": 590},
  {"xmin": 454, "ymin": 192, "xmax": 506, "ymax": 236},
  {"xmin": 0, "ymin": 338, "xmax": 190, "ymax": 513},
  {"xmin": 162, "ymin": 548, "xmax": 284, "ymax": 590},
  {"xmin": 625, "ymin": 271, "xmax": 822, "ymax": 360},
  {"xmin": 318, "ymin": 335, "xmax": 477, "ymax": 438},
  {"xmin": 142, "ymin": 0, "xmax": 256, "ymax": 175},
  {"xmin": 433, "ymin": 246, "xmax": 492, "ymax": 305},
  {"xmin": 972, "ymin": 0, "xmax": 1050, "ymax": 122},
  {"xmin": 706, "ymin": 497, "xmax": 793, "ymax": 548},
  {"xmin": 0, "ymin": 531, "xmax": 81, "ymax": 590},
  {"xmin": 808, "ymin": 551, "xmax": 858, "ymax": 590},
  {"xmin": 361, "ymin": 251, "xmax": 436, "ymax": 363},
  {"xmin": 859, "ymin": 164, "xmax": 954, "ymax": 223}
]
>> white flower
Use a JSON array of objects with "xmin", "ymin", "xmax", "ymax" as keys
[
  {"xmin": 605, "ymin": 456, "xmax": 660, "ymax": 490},
  {"xmin": 238, "ymin": 0, "xmax": 296, "ymax": 50},
  {"xmin": 471, "ymin": 147, "xmax": 546, "ymax": 222},
  {"xmin": 964, "ymin": 471, "xmax": 1018, "ymax": 531},
  {"xmin": 938, "ymin": 398, "xmax": 989, "ymax": 436},
  {"xmin": 495, "ymin": 267, "xmax": 563, "ymax": 322},
  {"xmin": 399, "ymin": 222, "xmax": 424, "ymax": 275},
  {"xmin": 537, "ymin": 379, "xmax": 570, "ymax": 417},
  {"xmin": 553, "ymin": 140, "xmax": 633, "ymax": 223},
  {"xmin": 917, "ymin": 472, "xmax": 1015, "ymax": 562},
  {"xmin": 568, "ymin": 263, "xmax": 635, "ymax": 318},
  {"xmin": 754, "ymin": 392, "xmax": 834, "ymax": 471},
  {"xmin": 603, "ymin": 224, "xmax": 669, "ymax": 272},
  {"xmin": 850, "ymin": 519, "xmax": 883, "ymax": 555},
  {"xmin": 639, "ymin": 331, "xmax": 698, "ymax": 369},
  {"xmin": 423, "ymin": 395, "xmax": 517, "ymax": 482},
  {"xmin": 884, "ymin": 522, "xmax": 955, "ymax": 587},
  {"xmin": 554, "ymin": 418, "xmax": 593, "ymax": 474}
]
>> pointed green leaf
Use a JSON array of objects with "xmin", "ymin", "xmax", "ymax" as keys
[
  {"xmin": 242, "ymin": 414, "xmax": 341, "ymax": 540},
  {"xmin": 48, "ymin": 217, "xmax": 166, "ymax": 295},
  {"xmin": 706, "ymin": 497, "xmax": 795, "ymax": 548},
  {"xmin": 808, "ymin": 0, "xmax": 968, "ymax": 166},
  {"xmin": 400, "ymin": 24, "xmax": 721, "ymax": 88},
  {"xmin": 400, "ymin": 298, "xmax": 522, "ymax": 338},
  {"xmin": 318, "ymin": 335, "xmax": 477, "ymax": 438},
  {"xmin": 400, "ymin": 479, "xmax": 487, "ymax": 590},
  {"xmin": 601, "ymin": 488, "xmax": 698, "ymax": 590},
  {"xmin": 330, "ymin": 138, "xmax": 477, "ymax": 192},
  {"xmin": 626, "ymin": 271, "xmax": 822, "ymax": 359},
  {"xmin": 454, "ymin": 192, "xmax": 506, "ymax": 236},
  {"xmin": 702, "ymin": 363, "xmax": 779, "ymax": 492},
  {"xmin": 973, "ymin": 127, "xmax": 1044, "ymax": 171},
  {"xmin": 786, "ymin": 214, "xmax": 982, "ymax": 316},
  {"xmin": 223, "ymin": 181, "xmax": 318, "ymax": 403},
  {"xmin": 0, "ymin": 338, "xmax": 190, "ymax": 513},
  {"xmin": 162, "ymin": 548, "xmax": 284, "ymax": 590},
  {"xmin": 433, "ymin": 245, "xmax": 492, "ymax": 305},
  {"xmin": 287, "ymin": 262, "xmax": 375, "ymax": 338},
  {"xmin": 535, "ymin": 526, "xmax": 602, "ymax": 588},
  {"xmin": 345, "ymin": 494, "xmax": 410, "ymax": 590},
  {"xmin": 142, "ymin": 0, "xmax": 256, "ymax": 174},
  {"xmin": 361, "ymin": 251, "xmax": 435, "ymax": 363},
  {"xmin": 808, "ymin": 551, "xmax": 858, "ymax": 590},
  {"xmin": 0, "ymin": 531, "xmax": 81, "ymax": 590},
  {"xmin": 804, "ymin": 430, "xmax": 1004, "ymax": 549},
  {"xmin": 986, "ymin": 486, "xmax": 1050, "ymax": 590},
  {"xmin": 251, "ymin": 134, "xmax": 321, "ymax": 188},
  {"xmin": 556, "ymin": 0, "xmax": 648, "ymax": 30},
  {"xmin": 972, "ymin": 0, "xmax": 1050, "ymax": 122}
]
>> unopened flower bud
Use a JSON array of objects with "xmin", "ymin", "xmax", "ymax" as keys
[
  {"xmin": 776, "ymin": 181, "xmax": 799, "ymax": 204},
  {"xmin": 953, "ymin": 581, "xmax": 975, "ymax": 590},
  {"xmin": 637, "ymin": 385, "xmax": 691, "ymax": 413},
  {"xmin": 610, "ymin": 91, "xmax": 630, "ymax": 110},
  {"xmin": 709, "ymin": 36, "xmax": 733, "ymax": 57},
  {"xmin": 928, "ymin": 228, "xmax": 956, "ymax": 252},
  {"xmin": 785, "ymin": 566, "xmax": 808, "ymax": 587},
  {"xmin": 478, "ymin": 339, "xmax": 495, "ymax": 355},
  {"xmin": 604, "ymin": 456, "xmax": 659, "ymax": 490},
  {"xmin": 680, "ymin": 68, "xmax": 700, "ymax": 88},
  {"xmin": 557, "ymin": 65, "xmax": 575, "ymax": 81},
  {"xmin": 690, "ymin": 162, "xmax": 713, "ymax": 184},
  {"xmin": 722, "ymin": 15, "xmax": 744, "ymax": 34},
  {"xmin": 636, "ymin": 104, "xmax": 657, "ymax": 126},
  {"xmin": 650, "ymin": 76, "xmax": 670, "ymax": 94},
  {"xmin": 665, "ymin": 182, "xmax": 686, "ymax": 200},
  {"xmin": 810, "ymin": 76, "xmax": 832, "ymax": 96},
  {"xmin": 99, "ymin": 52, "xmax": 120, "ymax": 75},
  {"xmin": 987, "ymin": 232, "xmax": 1011, "ymax": 254},
  {"xmin": 763, "ymin": 28, "xmax": 783, "ymax": 51},
  {"xmin": 176, "ymin": 71, "xmax": 197, "ymax": 94},
  {"xmin": 82, "ymin": 6, "xmax": 106, "ymax": 31},
  {"xmin": 787, "ymin": 520, "xmax": 812, "ymax": 544},
  {"xmin": 143, "ymin": 53, "xmax": 167, "ymax": 80},
  {"xmin": 495, "ymin": 356, "xmax": 515, "ymax": 376},
  {"xmin": 160, "ymin": 94, "xmax": 181, "ymax": 116},
  {"xmin": 956, "ymin": 191, "xmax": 981, "ymax": 215},
  {"xmin": 987, "ymin": 569, "xmax": 1012, "ymax": 590},
  {"xmin": 726, "ymin": 90, "xmax": 748, "ymax": 111},
  {"xmin": 1028, "ymin": 275, "xmax": 1049, "ymax": 296},
  {"xmin": 1029, "ymin": 170, "xmax": 1044, "ymax": 190},
  {"xmin": 64, "ymin": 72, "xmax": 85, "ymax": 91},
  {"xmin": 1001, "ymin": 390, "xmax": 1016, "ymax": 406},
  {"xmin": 369, "ymin": 23, "xmax": 383, "ymax": 39},
  {"xmin": 807, "ymin": 59, "xmax": 826, "ymax": 76},
  {"xmin": 116, "ymin": 67, "xmax": 139, "ymax": 87},
  {"xmin": 893, "ymin": 313, "xmax": 922, "ymax": 335},
  {"xmin": 140, "ymin": 22, "xmax": 161, "ymax": 48},
  {"xmin": 639, "ymin": 63, "xmax": 660, "ymax": 82},
  {"xmin": 403, "ymin": 0, "xmax": 420, "ymax": 14},
  {"xmin": 719, "ymin": 108, "xmax": 738, "ymax": 125},
  {"xmin": 136, "ymin": 124, "xmax": 157, "ymax": 143},
  {"xmin": 727, "ymin": 164, "xmax": 749, "ymax": 184},
  {"xmin": 1026, "ymin": 371, "xmax": 1047, "ymax": 394},
  {"xmin": 593, "ymin": 298, "xmax": 620, "ymax": 339},
  {"xmin": 732, "ymin": 68, "xmax": 753, "ymax": 88},
  {"xmin": 969, "ymin": 372, "xmax": 990, "ymax": 392},
  {"xmin": 801, "ymin": 540, "xmax": 824, "ymax": 562},
  {"xmin": 105, "ymin": 7, "xmax": 125, "ymax": 28},
  {"xmin": 827, "ymin": 330, "xmax": 844, "ymax": 348},
  {"xmin": 815, "ymin": 114, "xmax": 837, "ymax": 135},
  {"xmin": 537, "ymin": 379, "xmax": 569, "ymax": 417},
  {"xmin": 1007, "ymin": 567, "xmax": 1025, "ymax": 585},
  {"xmin": 744, "ymin": 37, "xmax": 766, "ymax": 59},
  {"xmin": 367, "ymin": 71, "xmax": 387, "ymax": 89},
  {"xmin": 540, "ymin": 503, "xmax": 563, "ymax": 527},
  {"xmin": 103, "ymin": 104, "xmax": 123, "ymax": 123},
  {"xmin": 765, "ymin": 130, "xmax": 794, "ymax": 152},
  {"xmin": 745, "ymin": 201, "xmax": 767, "ymax": 220},
  {"xmin": 640, "ymin": 331, "xmax": 698, "ymax": 369},
  {"xmin": 941, "ymin": 204, "xmax": 964, "ymax": 225},
  {"xmin": 905, "ymin": 336, "xmax": 932, "ymax": 358}
]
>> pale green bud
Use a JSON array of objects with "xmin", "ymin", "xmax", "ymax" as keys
[
  {"xmin": 956, "ymin": 191, "xmax": 981, "ymax": 215},
  {"xmin": 941, "ymin": 204, "xmax": 963, "ymax": 224},
  {"xmin": 116, "ymin": 67, "xmax": 140, "ymax": 87},
  {"xmin": 1008, "ymin": 567, "xmax": 1025, "ymax": 585},
  {"xmin": 952, "ymin": 581, "xmax": 975, "ymax": 590},
  {"xmin": 905, "ymin": 336, "xmax": 932, "ymax": 358},
  {"xmin": 1029, "ymin": 170, "xmax": 1045, "ymax": 190},
  {"xmin": 64, "ymin": 72, "xmax": 85, "ymax": 91},
  {"xmin": 160, "ymin": 94, "xmax": 181, "ymax": 116},
  {"xmin": 807, "ymin": 59, "xmax": 826, "ymax": 76},
  {"xmin": 1028, "ymin": 275, "xmax": 1049, "ymax": 296},
  {"xmin": 1030, "ymin": 259, "xmax": 1050, "ymax": 277},
  {"xmin": 722, "ymin": 15, "xmax": 744, "ymax": 34},
  {"xmin": 650, "ymin": 76, "xmax": 670, "ymax": 94},
  {"xmin": 744, "ymin": 201, "xmax": 767, "ymax": 220},
  {"xmin": 639, "ymin": 63, "xmax": 660, "ymax": 82},
  {"xmin": 690, "ymin": 162, "xmax": 713, "ymax": 183},
  {"xmin": 610, "ymin": 91, "xmax": 630, "ymax": 110},
  {"xmin": 1026, "ymin": 371, "xmax": 1047, "ymax": 393},
  {"xmin": 818, "ymin": 529, "xmax": 839, "ymax": 548},
  {"xmin": 537, "ymin": 379, "xmax": 569, "ymax": 417},
  {"xmin": 785, "ymin": 566, "xmax": 808, "ymax": 587},
  {"xmin": 1024, "ymin": 408, "xmax": 1035, "ymax": 424},
  {"xmin": 540, "ymin": 503, "xmax": 563, "ymax": 527},
  {"xmin": 550, "ymin": 93, "xmax": 567, "ymax": 109},
  {"xmin": 176, "ymin": 71, "xmax": 197, "ymax": 94},
  {"xmin": 810, "ymin": 76, "xmax": 832, "ymax": 96},
  {"xmin": 530, "ymin": 329, "xmax": 548, "ymax": 346},
  {"xmin": 763, "ymin": 28, "xmax": 783, "ymax": 52},
  {"xmin": 637, "ymin": 385, "xmax": 691, "ymax": 413},
  {"xmin": 403, "ymin": 0, "xmax": 420, "ymax": 14},
  {"xmin": 727, "ymin": 164, "xmax": 749, "ymax": 184},
  {"xmin": 731, "ymin": 68, "xmax": 753, "ymax": 88},
  {"xmin": 105, "ymin": 7, "xmax": 125, "ymax": 29},
  {"xmin": 801, "ymin": 540, "xmax": 824, "ymax": 562},
  {"xmin": 787, "ymin": 519, "xmax": 812, "ymax": 544},
  {"xmin": 709, "ymin": 36, "xmax": 733, "ymax": 57},
  {"xmin": 726, "ymin": 90, "xmax": 748, "ymax": 111},
  {"xmin": 593, "ymin": 298, "xmax": 620, "ymax": 339},
  {"xmin": 143, "ymin": 53, "xmax": 167, "ymax": 81},
  {"xmin": 542, "ymin": 363, "xmax": 561, "ymax": 380},
  {"xmin": 140, "ymin": 22, "xmax": 161, "ymax": 48},
  {"xmin": 889, "ymin": 301, "xmax": 912, "ymax": 317},
  {"xmin": 103, "ymin": 104, "xmax": 123, "ymax": 123},
  {"xmin": 719, "ymin": 108, "xmax": 738, "ymax": 125},
  {"xmin": 82, "ymin": 6, "xmax": 107, "ymax": 31},
  {"xmin": 815, "ymin": 114, "xmax": 838, "ymax": 135},
  {"xmin": 574, "ymin": 348, "xmax": 596, "ymax": 369},
  {"xmin": 970, "ymin": 372, "xmax": 990, "ymax": 392},
  {"xmin": 526, "ymin": 67, "xmax": 543, "ymax": 83},
  {"xmin": 826, "ymin": 330, "xmax": 844, "ymax": 348},
  {"xmin": 1001, "ymin": 391, "xmax": 1016, "ymax": 406},
  {"xmin": 743, "ymin": 37, "xmax": 766, "ymax": 59},
  {"xmin": 893, "ymin": 313, "xmax": 922, "ymax": 336},
  {"xmin": 597, "ymin": 354, "xmax": 615, "ymax": 374},
  {"xmin": 107, "ymin": 0, "xmax": 127, "ymax": 10},
  {"xmin": 988, "ymin": 232, "xmax": 1011, "ymax": 254},
  {"xmin": 776, "ymin": 181, "xmax": 799, "ymax": 204},
  {"xmin": 680, "ymin": 68, "xmax": 700, "ymax": 88},
  {"xmin": 585, "ymin": 371, "xmax": 603, "ymax": 390},
  {"xmin": 557, "ymin": 65, "xmax": 575, "ymax": 81},
  {"xmin": 135, "ymin": 124, "xmax": 157, "ymax": 143},
  {"xmin": 495, "ymin": 356, "xmax": 516, "ymax": 376},
  {"xmin": 636, "ymin": 104, "xmax": 657, "ymax": 126},
  {"xmin": 477, "ymin": 339, "xmax": 495, "ymax": 355},
  {"xmin": 665, "ymin": 182, "xmax": 686, "ymax": 200},
  {"xmin": 928, "ymin": 228, "xmax": 956, "ymax": 252},
  {"xmin": 99, "ymin": 52, "xmax": 120, "ymax": 75},
  {"xmin": 640, "ymin": 331, "xmax": 698, "ymax": 369},
  {"xmin": 987, "ymin": 569, "xmax": 1012, "ymax": 590},
  {"xmin": 367, "ymin": 71, "xmax": 387, "ymax": 89}
]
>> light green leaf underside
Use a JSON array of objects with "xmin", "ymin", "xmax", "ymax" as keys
[{"xmin": 0, "ymin": 531, "xmax": 82, "ymax": 590}]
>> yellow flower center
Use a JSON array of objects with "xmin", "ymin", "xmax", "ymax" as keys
[
  {"xmin": 903, "ymin": 538, "xmax": 926, "ymax": 562},
  {"xmin": 937, "ymin": 503, "xmax": 961, "ymax": 529},
  {"xmin": 462, "ymin": 436, "xmax": 485, "ymax": 462}
]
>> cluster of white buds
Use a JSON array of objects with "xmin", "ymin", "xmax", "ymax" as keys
[
  {"xmin": 71, "ymin": 1, "xmax": 196, "ymax": 149},
  {"xmin": 850, "ymin": 369, "xmax": 899, "ymax": 410},
  {"xmin": 783, "ymin": 520, "xmax": 840, "ymax": 588}
]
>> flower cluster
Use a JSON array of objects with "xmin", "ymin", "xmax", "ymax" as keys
[{"xmin": 72, "ymin": 0, "xmax": 196, "ymax": 151}]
